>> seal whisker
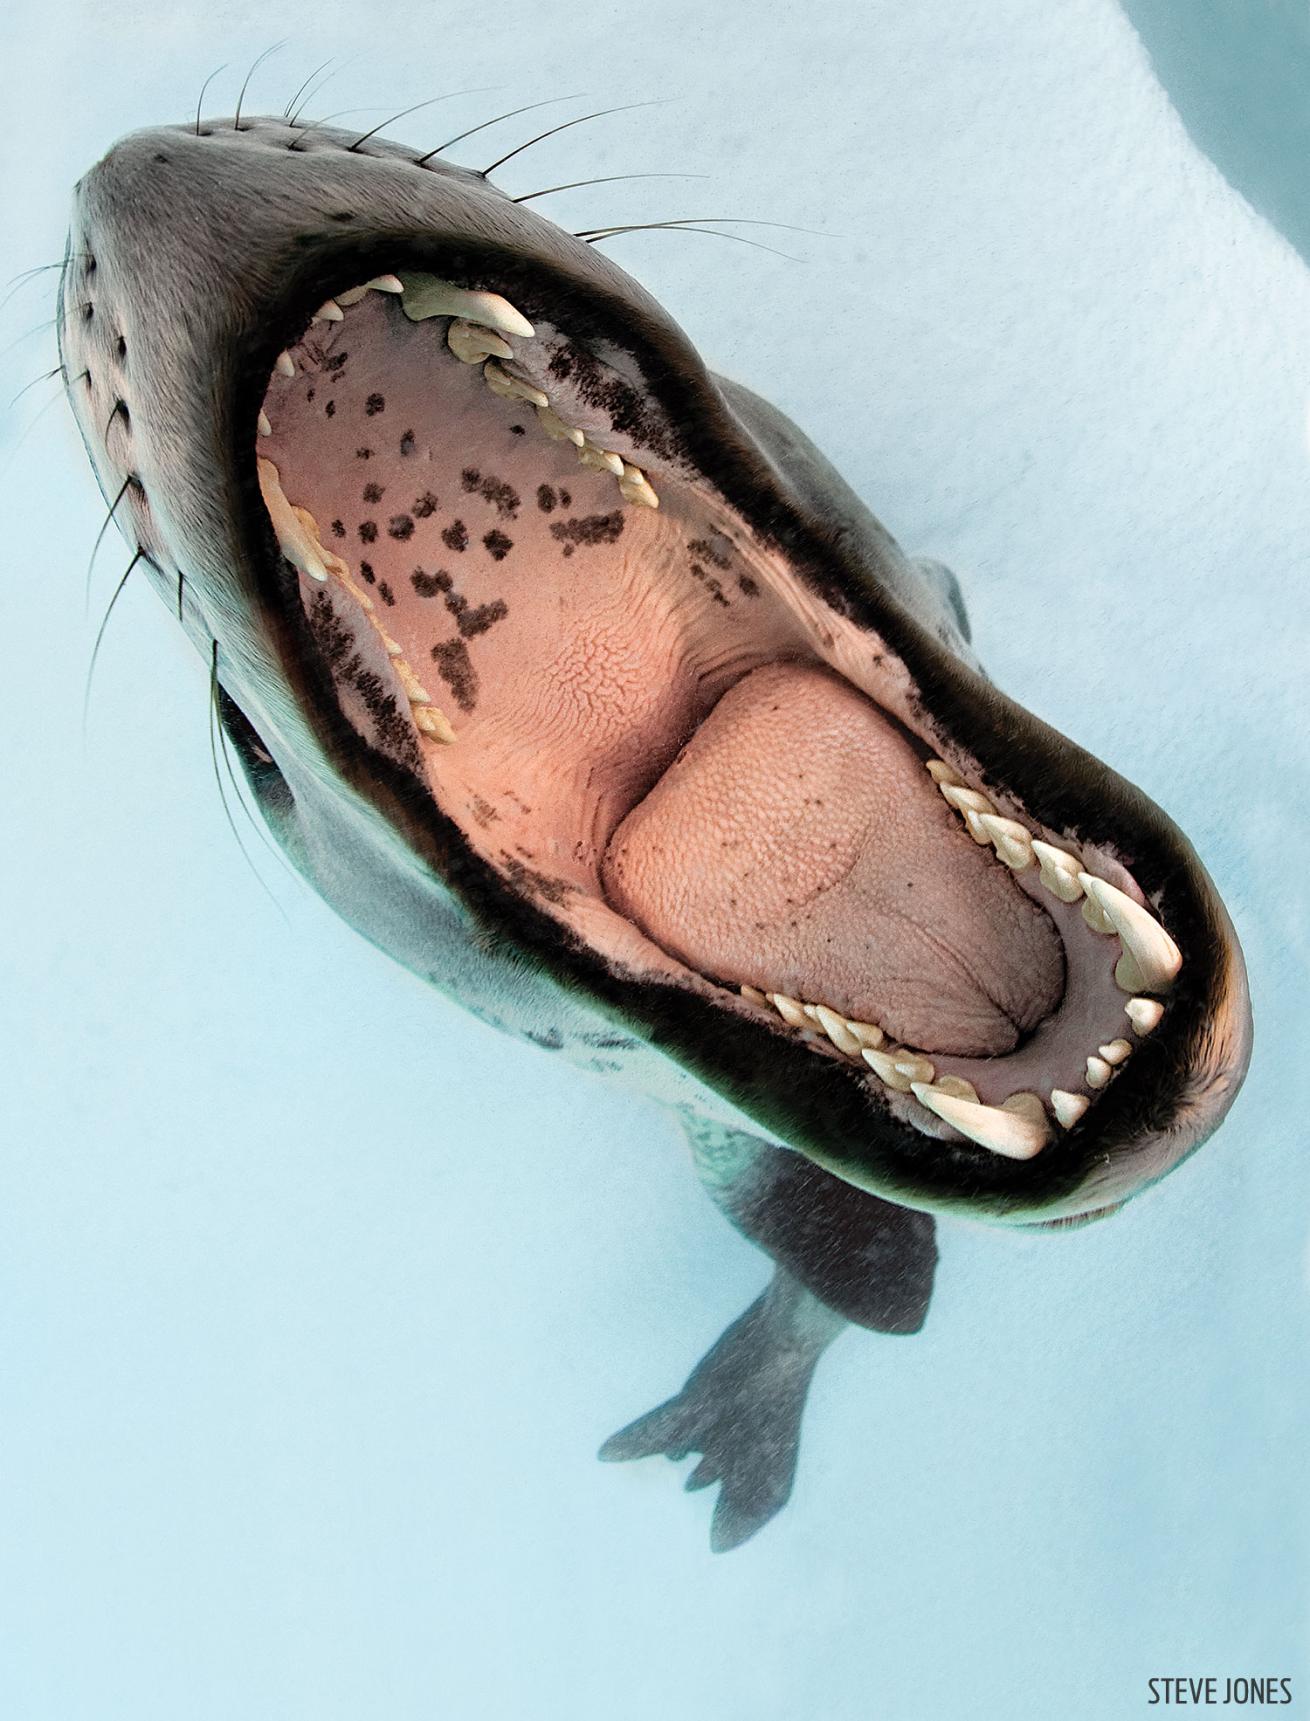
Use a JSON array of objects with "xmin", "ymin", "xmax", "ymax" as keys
[
  {"xmin": 283, "ymin": 59, "xmax": 334, "ymax": 122},
  {"xmin": 414, "ymin": 95, "xmax": 584, "ymax": 167},
  {"xmin": 482, "ymin": 100, "xmax": 672, "ymax": 180},
  {"xmin": 346, "ymin": 90, "xmax": 499, "ymax": 154},
  {"xmin": 512, "ymin": 172, "xmax": 707, "ymax": 205},
  {"xmin": 579, "ymin": 221, "xmax": 802, "ymax": 262},
  {"xmin": 82, "ymin": 547, "xmax": 144, "ymax": 731},
  {"xmin": 233, "ymin": 42, "xmax": 287, "ymax": 132},
  {"xmin": 194, "ymin": 64, "xmax": 228, "ymax": 137}
]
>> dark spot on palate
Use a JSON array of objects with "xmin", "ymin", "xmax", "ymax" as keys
[
  {"xmin": 365, "ymin": 393, "xmax": 385, "ymax": 415},
  {"xmin": 306, "ymin": 387, "xmax": 315, "ymax": 402},
  {"xmin": 737, "ymin": 572, "xmax": 760, "ymax": 597},
  {"xmin": 378, "ymin": 581, "xmax": 395, "ymax": 606},
  {"xmin": 363, "ymin": 482, "xmax": 383, "ymax": 503},
  {"xmin": 461, "ymin": 467, "xmax": 481, "ymax": 491},
  {"xmin": 400, "ymin": 429, "xmax": 416, "ymax": 456},
  {"xmin": 549, "ymin": 511, "xmax": 625, "ymax": 550},
  {"xmin": 442, "ymin": 520, "xmax": 468, "ymax": 552},
  {"xmin": 331, "ymin": 520, "xmax": 345, "ymax": 538},
  {"xmin": 431, "ymin": 639, "xmax": 478, "ymax": 712},
  {"xmin": 510, "ymin": 423, "xmax": 525, "ymax": 435},
  {"xmin": 359, "ymin": 521, "xmax": 378, "ymax": 543},
  {"xmin": 414, "ymin": 491, "xmax": 439, "ymax": 518},
  {"xmin": 387, "ymin": 514, "xmax": 415, "ymax": 540},
  {"xmin": 411, "ymin": 568, "xmax": 450, "ymax": 598},
  {"xmin": 482, "ymin": 530, "xmax": 512, "ymax": 561},
  {"xmin": 559, "ymin": 488, "xmax": 571, "ymax": 508},
  {"xmin": 359, "ymin": 561, "xmax": 376, "ymax": 584},
  {"xmin": 325, "ymin": 353, "xmax": 347, "ymax": 373},
  {"xmin": 536, "ymin": 484, "xmax": 556, "ymax": 514},
  {"xmin": 325, "ymin": 400, "xmax": 335, "ymax": 417},
  {"xmin": 356, "ymin": 447, "xmax": 372, "ymax": 459}
]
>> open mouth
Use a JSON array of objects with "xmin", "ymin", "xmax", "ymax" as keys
[{"xmin": 254, "ymin": 268, "xmax": 1184, "ymax": 1167}]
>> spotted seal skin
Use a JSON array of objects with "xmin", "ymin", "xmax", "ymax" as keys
[{"xmin": 59, "ymin": 113, "xmax": 1253, "ymax": 1552}]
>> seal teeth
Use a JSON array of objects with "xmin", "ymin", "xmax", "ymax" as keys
[
  {"xmin": 257, "ymin": 410, "xmax": 272, "ymax": 437},
  {"xmin": 1078, "ymin": 874, "xmax": 1182, "ymax": 993},
  {"xmin": 447, "ymin": 319, "xmax": 513, "ymax": 364},
  {"xmin": 1050, "ymin": 1089, "xmax": 1090, "ymax": 1129},
  {"xmin": 1125, "ymin": 997, "xmax": 1164, "ymax": 1035},
  {"xmin": 275, "ymin": 350, "xmax": 295, "ymax": 378},
  {"xmin": 910, "ymin": 1083, "xmax": 1050, "ymax": 1160},
  {"xmin": 313, "ymin": 299, "xmax": 344, "ymax": 323}
]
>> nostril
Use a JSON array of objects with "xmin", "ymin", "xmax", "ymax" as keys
[
  {"xmin": 116, "ymin": 335, "xmax": 127, "ymax": 360},
  {"xmin": 82, "ymin": 302, "xmax": 94, "ymax": 322}
]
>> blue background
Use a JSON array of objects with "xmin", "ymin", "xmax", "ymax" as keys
[{"xmin": 3, "ymin": 2, "xmax": 1305, "ymax": 1715}]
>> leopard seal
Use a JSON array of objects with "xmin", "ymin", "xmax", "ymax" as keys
[{"xmin": 57, "ymin": 108, "xmax": 1252, "ymax": 1550}]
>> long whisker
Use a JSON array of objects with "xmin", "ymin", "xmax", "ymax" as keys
[
  {"xmin": 482, "ymin": 100, "xmax": 670, "ymax": 180},
  {"xmin": 578, "ymin": 221, "xmax": 803, "ymax": 262},
  {"xmin": 347, "ymin": 89, "xmax": 499, "ymax": 153},
  {"xmin": 8, "ymin": 365, "xmax": 62, "ymax": 407},
  {"xmin": 414, "ymin": 94, "xmax": 584, "ymax": 167},
  {"xmin": 288, "ymin": 108, "xmax": 389, "ymax": 151},
  {"xmin": 289, "ymin": 63, "xmax": 339, "ymax": 126},
  {"xmin": 233, "ymin": 41, "xmax": 287, "ymax": 131},
  {"xmin": 82, "ymin": 547, "xmax": 144, "ymax": 732},
  {"xmin": 84, "ymin": 475, "xmax": 133, "ymax": 611},
  {"xmin": 283, "ymin": 58, "xmax": 333, "ymax": 120},
  {"xmin": 195, "ymin": 63, "xmax": 229, "ymax": 136},
  {"xmin": 512, "ymin": 172, "xmax": 706, "ymax": 205}
]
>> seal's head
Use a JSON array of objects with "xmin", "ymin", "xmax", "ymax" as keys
[{"xmin": 60, "ymin": 113, "xmax": 1252, "ymax": 1226}]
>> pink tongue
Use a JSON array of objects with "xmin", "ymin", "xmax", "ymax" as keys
[{"xmin": 602, "ymin": 663, "xmax": 1063, "ymax": 1056}]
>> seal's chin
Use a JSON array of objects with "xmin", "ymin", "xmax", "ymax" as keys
[{"xmin": 254, "ymin": 269, "xmax": 1184, "ymax": 1167}]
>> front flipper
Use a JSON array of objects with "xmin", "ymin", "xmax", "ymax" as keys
[{"xmin": 599, "ymin": 1267, "xmax": 844, "ymax": 1552}]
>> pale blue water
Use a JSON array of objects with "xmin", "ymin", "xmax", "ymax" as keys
[{"xmin": 2, "ymin": 3, "xmax": 1305, "ymax": 1717}]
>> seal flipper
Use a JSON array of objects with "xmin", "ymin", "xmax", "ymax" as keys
[
  {"xmin": 599, "ymin": 1121, "xmax": 937, "ymax": 1549},
  {"xmin": 599, "ymin": 1268, "xmax": 843, "ymax": 1552}
]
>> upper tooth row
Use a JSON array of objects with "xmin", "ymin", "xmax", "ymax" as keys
[
  {"xmin": 927, "ymin": 758, "xmax": 1182, "ymax": 993},
  {"xmin": 741, "ymin": 977, "xmax": 1164, "ymax": 1160},
  {"xmin": 269, "ymin": 275, "xmax": 661, "ymax": 512},
  {"xmin": 256, "ymin": 455, "xmax": 456, "ymax": 746}
]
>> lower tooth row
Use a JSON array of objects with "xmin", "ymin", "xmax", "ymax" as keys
[
  {"xmin": 742, "ymin": 975, "xmax": 1165, "ymax": 1160},
  {"xmin": 926, "ymin": 759, "xmax": 1182, "ymax": 995},
  {"xmin": 256, "ymin": 456, "xmax": 456, "ymax": 747}
]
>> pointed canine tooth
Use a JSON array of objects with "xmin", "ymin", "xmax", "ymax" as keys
[
  {"xmin": 275, "ymin": 350, "xmax": 295, "ymax": 377},
  {"xmin": 963, "ymin": 809, "xmax": 992, "ymax": 845},
  {"xmin": 396, "ymin": 274, "xmax": 534, "ymax": 337},
  {"xmin": 978, "ymin": 813, "xmax": 1034, "ymax": 870},
  {"xmin": 1099, "ymin": 1038, "xmax": 1133, "ymax": 1065},
  {"xmin": 769, "ymin": 993, "xmax": 809, "ymax": 1029},
  {"xmin": 1078, "ymin": 874, "xmax": 1182, "ymax": 992},
  {"xmin": 536, "ymin": 404, "xmax": 586, "ymax": 446},
  {"xmin": 740, "ymin": 984, "xmax": 767, "ymax": 1005},
  {"xmin": 369, "ymin": 274, "xmax": 405, "ymax": 294},
  {"xmin": 313, "ymin": 299, "xmax": 344, "ymax": 322},
  {"xmin": 814, "ymin": 1005, "xmax": 863, "ymax": 1057},
  {"xmin": 257, "ymin": 410, "xmax": 272, "ymax": 437},
  {"xmin": 379, "ymin": 633, "xmax": 404, "ymax": 656},
  {"xmin": 1125, "ymin": 997, "xmax": 1165, "ymax": 1036},
  {"xmin": 862, "ymin": 1047, "xmax": 914, "ymax": 1091},
  {"xmin": 334, "ymin": 285, "xmax": 370, "ymax": 307},
  {"xmin": 910, "ymin": 1082, "xmax": 1050, "ymax": 1160},
  {"xmin": 1086, "ymin": 1055, "xmax": 1112, "ymax": 1088},
  {"xmin": 397, "ymin": 667, "xmax": 433, "ymax": 704},
  {"xmin": 1030, "ymin": 840, "xmax": 1085, "ymax": 903},
  {"xmin": 413, "ymin": 705, "xmax": 456, "ymax": 744},
  {"xmin": 1050, "ymin": 1089, "xmax": 1090, "ymax": 1129},
  {"xmin": 846, "ymin": 1019, "xmax": 885, "ymax": 1050},
  {"xmin": 447, "ymin": 318, "xmax": 513, "ymax": 364},
  {"xmin": 926, "ymin": 759, "xmax": 964, "ymax": 787}
]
